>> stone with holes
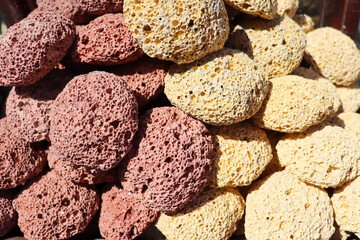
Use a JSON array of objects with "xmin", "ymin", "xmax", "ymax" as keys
[
  {"xmin": 224, "ymin": 0, "xmax": 278, "ymax": 20},
  {"xmin": 13, "ymin": 170, "xmax": 100, "ymax": 240},
  {"xmin": 226, "ymin": 16, "xmax": 306, "ymax": 79},
  {"xmin": 37, "ymin": 0, "xmax": 123, "ymax": 24},
  {"xmin": 336, "ymin": 81, "xmax": 360, "ymax": 112},
  {"xmin": 120, "ymin": 107, "xmax": 213, "ymax": 214},
  {"xmin": 156, "ymin": 187, "xmax": 244, "ymax": 240},
  {"xmin": 331, "ymin": 112, "xmax": 360, "ymax": 140},
  {"xmin": 293, "ymin": 14, "xmax": 314, "ymax": 33},
  {"xmin": 71, "ymin": 13, "xmax": 144, "ymax": 65},
  {"xmin": 165, "ymin": 48, "xmax": 269, "ymax": 126},
  {"xmin": 49, "ymin": 71, "xmax": 138, "ymax": 173},
  {"xmin": 0, "ymin": 12, "xmax": 75, "ymax": 86},
  {"xmin": 245, "ymin": 170, "xmax": 334, "ymax": 240},
  {"xmin": 123, "ymin": 0, "xmax": 229, "ymax": 64},
  {"xmin": 0, "ymin": 118, "xmax": 48, "ymax": 190},
  {"xmin": 109, "ymin": 56, "xmax": 170, "ymax": 109},
  {"xmin": 277, "ymin": 0, "xmax": 298, "ymax": 17},
  {"xmin": 99, "ymin": 184, "xmax": 158, "ymax": 240},
  {"xmin": 5, "ymin": 69, "xmax": 73, "ymax": 142},
  {"xmin": 0, "ymin": 191, "xmax": 17, "ymax": 237}
]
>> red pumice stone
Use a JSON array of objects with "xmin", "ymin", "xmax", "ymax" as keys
[
  {"xmin": 49, "ymin": 71, "xmax": 138, "ymax": 173},
  {"xmin": 99, "ymin": 184, "xmax": 159, "ymax": 240},
  {"xmin": 108, "ymin": 55, "xmax": 170, "ymax": 109},
  {"xmin": 0, "ymin": 191, "xmax": 17, "ymax": 237},
  {"xmin": 119, "ymin": 107, "xmax": 214, "ymax": 214},
  {"xmin": 13, "ymin": 170, "xmax": 100, "ymax": 240},
  {"xmin": 71, "ymin": 13, "xmax": 144, "ymax": 66},
  {"xmin": 37, "ymin": 0, "xmax": 123, "ymax": 24},
  {"xmin": 0, "ymin": 12, "xmax": 76, "ymax": 87},
  {"xmin": 5, "ymin": 69, "xmax": 74, "ymax": 142},
  {"xmin": 0, "ymin": 118, "xmax": 48, "ymax": 190}
]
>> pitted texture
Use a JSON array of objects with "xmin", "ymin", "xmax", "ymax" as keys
[
  {"xmin": 226, "ymin": 17, "xmax": 306, "ymax": 79},
  {"xmin": 332, "ymin": 177, "xmax": 360, "ymax": 238},
  {"xmin": 109, "ymin": 56, "xmax": 170, "ymax": 109},
  {"xmin": 37, "ymin": 0, "xmax": 123, "ymax": 24},
  {"xmin": 5, "ymin": 69, "xmax": 73, "ymax": 142},
  {"xmin": 0, "ymin": 191, "xmax": 17, "ymax": 237},
  {"xmin": 252, "ymin": 75, "xmax": 334, "ymax": 133},
  {"xmin": 337, "ymin": 81, "xmax": 360, "ymax": 112},
  {"xmin": 165, "ymin": 48, "xmax": 269, "ymax": 126},
  {"xmin": 208, "ymin": 122, "xmax": 272, "ymax": 187},
  {"xmin": 156, "ymin": 187, "xmax": 244, "ymax": 240},
  {"xmin": 123, "ymin": 0, "xmax": 230, "ymax": 64},
  {"xmin": 120, "ymin": 107, "xmax": 213, "ymax": 214},
  {"xmin": 223, "ymin": 0, "xmax": 278, "ymax": 19},
  {"xmin": 276, "ymin": 124, "xmax": 360, "ymax": 188},
  {"xmin": 0, "ymin": 118, "xmax": 47, "ymax": 190},
  {"xmin": 293, "ymin": 14, "xmax": 314, "ymax": 33},
  {"xmin": 13, "ymin": 171, "xmax": 100, "ymax": 240},
  {"xmin": 0, "ymin": 12, "xmax": 75, "ymax": 86},
  {"xmin": 71, "ymin": 13, "xmax": 144, "ymax": 66},
  {"xmin": 99, "ymin": 184, "xmax": 158, "ymax": 240},
  {"xmin": 49, "ymin": 71, "xmax": 138, "ymax": 173},
  {"xmin": 331, "ymin": 112, "xmax": 360, "ymax": 140},
  {"xmin": 47, "ymin": 146, "xmax": 116, "ymax": 185},
  {"xmin": 245, "ymin": 171, "xmax": 335, "ymax": 240},
  {"xmin": 305, "ymin": 27, "xmax": 360, "ymax": 87},
  {"xmin": 277, "ymin": 0, "xmax": 298, "ymax": 17}
]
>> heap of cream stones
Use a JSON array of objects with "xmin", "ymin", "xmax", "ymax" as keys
[{"xmin": 0, "ymin": 0, "xmax": 360, "ymax": 239}]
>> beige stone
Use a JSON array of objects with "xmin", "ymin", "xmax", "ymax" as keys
[
  {"xmin": 224, "ymin": 0, "xmax": 278, "ymax": 20},
  {"xmin": 336, "ymin": 81, "xmax": 360, "ymax": 112},
  {"xmin": 293, "ymin": 14, "xmax": 314, "ymax": 33},
  {"xmin": 277, "ymin": 0, "xmax": 298, "ymax": 17},
  {"xmin": 331, "ymin": 112, "xmax": 360, "ymax": 140}
]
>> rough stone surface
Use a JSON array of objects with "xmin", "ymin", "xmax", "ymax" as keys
[
  {"xmin": 277, "ymin": 0, "xmax": 298, "ymax": 17},
  {"xmin": 252, "ymin": 75, "xmax": 334, "ymax": 133},
  {"xmin": 0, "ymin": 118, "xmax": 48, "ymax": 190},
  {"xmin": 156, "ymin": 187, "xmax": 245, "ymax": 240},
  {"xmin": 165, "ymin": 48, "xmax": 269, "ymax": 126},
  {"xmin": 0, "ymin": 191, "xmax": 17, "ymax": 237},
  {"xmin": 208, "ymin": 121, "xmax": 272, "ymax": 187},
  {"xmin": 5, "ymin": 69, "xmax": 73, "ymax": 142},
  {"xmin": 293, "ymin": 14, "xmax": 314, "ymax": 33},
  {"xmin": 123, "ymin": 0, "xmax": 230, "ymax": 64},
  {"xmin": 120, "ymin": 107, "xmax": 213, "ymax": 214},
  {"xmin": 13, "ymin": 171, "xmax": 100, "ymax": 240},
  {"xmin": 305, "ymin": 27, "xmax": 360, "ymax": 87},
  {"xmin": 109, "ymin": 56, "xmax": 170, "ymax": 109},
  {"xmin": 224, "ymin": 0, "xmax": 278, "ymax": 19},
  {"xmin": 245, "ymin": 171, "xmax": 335, "ymax": 240},
  {"xmin": 71, "ymin": 13, "xmax": 144, "ymax": 66},
  {"xmin": 227, "ymin": 16, "xmax": 306, "ymax": 79},
  {"xmin": 276, "ymin": 124, "xmax": 360, "ymax": 188},
  {"xmin": 336, "ymin": 81, "xmax": 360, "ymax": 112},
  {"xmin": 37, "ymin": 0, "xmax": 124, "ymax": 24},
  {"xmin": 332, "ymin": 177, "xmax": 360, "ymax": 238},
  {"xmin": 49, "ymin": 71, "xmax": 138, "ymax": 173},
  {"xmin": 0, "ymin": 12, "xmax": 76, "ymax": 86},
  {"xmin": 331, "ymin": 112, "xmax": 360, "ymax": 140},
  {"xmin": 99, "ymin": 184, "xmax": 158, "ymax": 240}
]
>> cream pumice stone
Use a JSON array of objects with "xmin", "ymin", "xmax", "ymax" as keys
[
  {"xmin": 277, "ymin": 0, "xmax": 298, "ymax": 17},
  {"xmin": 245, "ymin": 170, "xmax": 335, "ymax": 240},
  {"xmin": 123, "ymin": 0, "xmax": 230, "ymax": 64},
  {"xmin": 331, "ymin": 112, "xmax": 360, "ymax": 140},
  {"xmin": 223, "ymin": 0, "xmax": 278, "ymax": 20},
  {"xmin": 336, "ymin": 81, "xmax": 360, "ymax": 112},
  {"xmin": 293, "ymin": 14, "xmax": 315, "ymax": 33},
  {"xmin": 165, "ymin": 48, "xmax": 269, "ymax": 126}
]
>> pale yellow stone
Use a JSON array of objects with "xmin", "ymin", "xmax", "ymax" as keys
[
  {"xmin": 277, "ymin": 0, "xmax": 298, "ymax": 17},
  {"xmin": 331, "ymin": 112, "xmax": 360, "ymax": 140},
  {"xmin": 293, "ymin": 14, "xmax": 314, "ymax": 33},
  {"xmin": 224, "ymin": 0, "xmax": 278, "ymax": 20},
  {"xmin": 336, "ymin": 81, "xmax": 360, "ymax": 112}
]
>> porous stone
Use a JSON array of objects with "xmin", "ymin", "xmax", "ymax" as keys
[
  {"xmin": 37, "ymin": 0, "xmax": 123, "ymax": 24},
  {"xmin": 120, "ymin": 107, "xmax": 213, "ymax": 214},
  {"xmin": 109, "ymin": 56, "xmax": 170, "ymax": 109},
  {"xmin": 123, "ymin": 0, "xmax": 230, "ymax": 64},
  {"xmin": 252, "ymin": 75, "xmax": 334, "ymax": 133},
  {"xmin": 226, "ymin": 16, "xmax": 306, "ymax": 79},
  {"xmin": 165, "ymin": 48, "xmax": 269, "ymax": 126},
  {"xmin": 336, "ymin": 81, "xmax": 360, "ymax": 112},
  {"xmin": 293, "ymin": 14, "xmax": 314, "ymax": 33},
  {"xmin": 277, "ymin": 0, "xmax": 298, "ymax": 17},
  {"xmin": 71, "ymin": 13, "xmax": 144, "ymax": 66},
  {"xmin": 5, "ymin": 69, "xmax": 73, "ymax": 142},
  {"xmin": 49, "ymin": 71, "xmax": 138, "ymax": 173},
  {"xmin": 13, "ymin": 171, "xmax": 100, "ymax": 240},
  {"xmin": 0, "ymin": 118, "xmax": 48, "ymax": 190},
  {"xmin": 156, "ymin": 187, "xmax": 245, "ymax": 240},
  {"xmin": 99, "ymin": 184, "xmax": 158, "ymax": 240},
  {"xmin": 223, "ymin": 0, "xmax": 278, "ymax": 20},
  {"xmin": 208, "ymin": 121, "xmax": 272, "ymax": 187},
  {"xmin": 331, "ymin": 112, "xmax": 360, "ymax": 140},
  {"xmin": 245, "ymin": 171, "xmax": 335, "ymax": 240},
  {"xmin": 305, "ymin": 27, "xmax": 360, "ymax": 87},
  {"xmin": 276, "ymin": 124, "xmax": 360, "ymax": 188},
  {"xmin": 0, "ymin": 191, "xmax": 17, "ymax": 237},
  {"xmin": 0, "ymin": 12, "xmax": 75, "ymax": 86}
]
